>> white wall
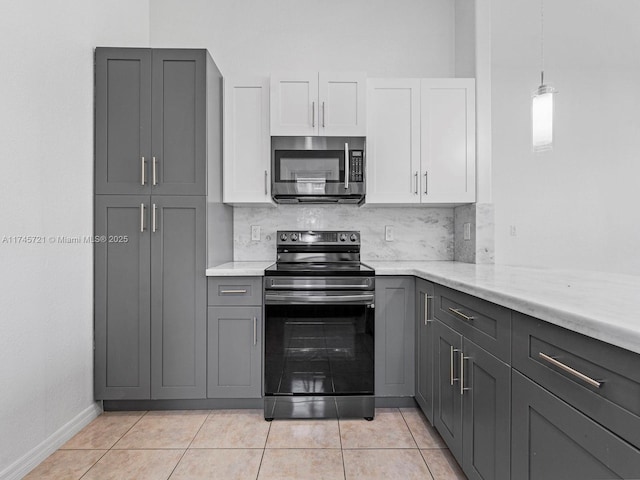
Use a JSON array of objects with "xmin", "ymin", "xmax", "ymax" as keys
[
  {"xmin": 150, "ymin": 0, "xmax": 455, "ymax": 77},
  {"xmin": 0, "ymin": 1, "xmax": 148, "ymax": 477},
  {"xmin": 492, "ymin": 0, "xmax": 640, "ymax": 274}
]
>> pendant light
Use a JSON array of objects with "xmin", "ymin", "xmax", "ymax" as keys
[{"xmin": 532, "ymin": 0, "xmax": 556, "ymax": 152}]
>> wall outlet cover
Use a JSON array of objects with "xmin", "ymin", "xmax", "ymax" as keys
[
  {"xmin": 385, "ymin": 225, "xmax": 394, "ymax": 242},
  {"xmin": 251, "ymin": 225, "xmax": 261, "ymax": 241}
]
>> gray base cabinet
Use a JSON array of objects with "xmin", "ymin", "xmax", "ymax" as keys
[
  {"xmin": 207, "ymin": 306, "xmax": 262, "ymax": 398},
  {"xmin": 207, "ymin": 278, "xmax": 263, "ymax": 399},
  {"xmin": 433, "ymin": 285, "xmax": 511, "ymax": 479},
  {"xmin": 95, "ymin": 196, "xmax": 206, "ymax": 400},
  {"xmin": 512, "ymin": 370, "xmax": 640, "ymax": 479},
  {"xmin": 375, "ymin": 277, "xmax": 415, "ymax": 397},
  {"xmin": 94, "ymin": 195, "xmax": 151, "ymax": 400},
  {"xmin": 415, "ymin": 279, "xmax": 435, "ymax": 423},
  {"xmin": 150, "ymin": 197, "xmax": 206, "ymax": 399}
]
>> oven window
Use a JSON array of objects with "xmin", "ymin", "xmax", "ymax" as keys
[
  {"xmin": 265, "ymin": 304, "xmax": 374, "ymax": 396},
  {"xmin": 275, "ymin": 150, "xmax": 344, "ymax": 183}
]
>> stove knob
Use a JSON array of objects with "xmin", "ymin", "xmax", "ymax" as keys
[
  {"xmin": 290, "ymin": 233, "xmax": 298, "ymax": 241},
  {"xmin": 350, "ymin": 234, "xmax": 358, "ymax": 242},
  {"xmin": 280, "ymin": 233, "xmax": 288, "ymax": 241},
  {"xmin": 339, "ymin": 233, "xmax": 347, "ymax": 242}
]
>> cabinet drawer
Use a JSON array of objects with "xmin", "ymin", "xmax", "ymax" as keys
[
  {"xmin": 434, "ymin": 285, "xmax": 511, "ymax": 363},
  {"xmin": 208, "ymin": 277, "xmax": 262, "ymax": 306},
  {"xmin": 512, "ymin": 312, "xmax": 640, "ymax": 449}
]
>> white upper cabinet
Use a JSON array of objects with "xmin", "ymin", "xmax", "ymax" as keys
[
  {"xmin": 366, "ymin": 77, "xmax": 476, "ymax": 205},
  {"xmin": 271, "ymin": 72, "xmax": 366, "ymax": 136},
  {"xmin": 421, "ymin": 79, "xmax": 475, "ymax": 203},
  {"xmin": 223, "ymin": 77, "xmax": 273, "ymax": 205},
  {"xmin": 366, "ymin": 79, "xmax": 421, "ymax": 204}
]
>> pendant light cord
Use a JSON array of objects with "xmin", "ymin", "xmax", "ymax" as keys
[{"xmin": 540, "ymin": 0, "xmax": 545, "ymax": 85}]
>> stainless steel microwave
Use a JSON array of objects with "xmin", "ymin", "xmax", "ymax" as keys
[{"xmin": 271, "ymin": 136, "xmax": 366, "ymax": 204}]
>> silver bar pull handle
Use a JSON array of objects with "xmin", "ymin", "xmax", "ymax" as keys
[
  {"xmin": 253, "ymin": 317, "xmax": 257, "ymax": 346},
  {"xmin": 152, "ymin": 156, "xmax": 158, "ymax": 186},
  {"xmin": 450, "ymin": 346, "xmax": 455, "ymax": 385},
  {"xmin": 140, "ymin": 203, "xmax": 145, "ymax": 232},
  {"xmin": 460, "ymin": 352, "xmax": 471, "ymax": 395},
  {"xmin": 539, "ymin": 352, "xmax": 603, "ymax": 389},
  {"xmin": 141, "ymin": 157, "xmax": 146, "ymax": 185},
  {"xmin": 220, "ymin": 289, "xmax": 248, "ymax": 294},
  {"xmin": 424, "ymin": 295, "xmax": 433, "ymax": 325},
  {"xmin": 322, "ymin": 101, "xmax": 326, "ymax": 127},
  {"xmin": 414, "ymin": 172, "xmax": 419, "ymax": 194},
  {"xmin": 312, "ymin": 101, "xmax": 315, "ymax": 127},
  {"xmin": 345, "ymin": 143, "xmax": 349, "ymax": 189},
  {"xmin": 449, "ymin": 307, "xmax": 474, "ymax": 321},
  {"xmin": 264, "ymin": 170, "xmax": 268, "ymax": 195},
  {"xmin": 152, "ymin": 203, "xmax": 157, "ymax": 233},
  {"xmin": 424, "ymin": 172, "xmax": 428, "ymax": 195}
]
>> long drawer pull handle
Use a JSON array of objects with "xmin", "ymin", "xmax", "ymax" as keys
[
  {"xmin": 449, "ymin": 307, "xmax": 474, "ymax": 321},
  {"xmin": 460, "ymin": 352, "xmax": 471, "ymax": 395},
  {"xmin": 140, "ymin": 203, "xmax": 145, "ymax": 232},
  {"xmin": 539, "ymin": 352, "xmax": 602, "ymax": 389},
  {"xmin": 424, "ymin": 295, "xmax": 433, "ymax": 325},
  {"xmin": 152, "ymin": 204, "xmax": 157, "ymax": 233},
  {"xmin": 253, "ymin": 317, "xmax": 257, "ymax": 346},
  {"xmin": 152, "ymin": 156, "xmax": 158, "ymax": 186},
  {"xmin": 220, "ymin": 289, "xmax": 248, "ymax": 294},
  {"xmin": 450, "ymin": 346, "xmax": 455, "ymax": 386},
  {"xmin": 141, "ymin": 157, "xmax": 146, "ymax": 185}
]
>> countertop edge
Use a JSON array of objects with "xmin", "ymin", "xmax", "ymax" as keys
[{"xmin": 374, "ymin": 264, "xmax": 640, "ymax": 355}]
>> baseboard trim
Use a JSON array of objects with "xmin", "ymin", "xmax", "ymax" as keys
[{"xmin": 0, "ymin": 402, "xmax": 102, "ymax": 480}]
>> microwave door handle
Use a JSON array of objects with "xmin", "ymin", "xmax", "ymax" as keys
[{"xmin": 345, "ymin": 143, "xmax": 349, "ymax": 189}]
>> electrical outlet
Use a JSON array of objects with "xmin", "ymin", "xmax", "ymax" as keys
[
  {"xmin": 510, "ymin": 225, "xmax": 517, "ymax": 237},
  {"xmin": 251, "ymin": 225, "xmax": 261, "ymax": 241},
  {"xmin": 463, "ymin": 222, "xmax": 471, "ymax": 241},
  {"xmin": 385, "ymin": 225, "xmax": 394, "ymax": 242}
]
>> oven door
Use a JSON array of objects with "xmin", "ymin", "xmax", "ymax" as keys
[{"xmin": 264, "ymin": 291, "xmax": 374, "ymax": 398}]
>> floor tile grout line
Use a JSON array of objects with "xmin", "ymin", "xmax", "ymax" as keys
[
  {"xmin": 337, "ymin": 415, "xmax": 347, "ymax": 480},
  {"xmin": 256, "ymin": 418, "xmax": 273, "ymax": 480},
  {"xmin": 76, "ymin": 449, "xmax": 110, "ymax": 480},
  {"xmin": 74, "ymin": 409, "xmax": 150, "ymax": 479},
  {"xmin": 165, "ymin": 409, "xmax": 211, "ymax": 479},
  {"xmin": 399, "ymin": 408, "xmax": 437, "ymax": 480}
]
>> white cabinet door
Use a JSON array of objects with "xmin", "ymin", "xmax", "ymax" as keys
[
  {"xmin": 318, "ymin": 72, "xmax": 366, "ymax": 136},
  {"xmin": 270, "ymin": 72, "xmax": 318, "ymax": 136},
  {"xmin": 366, "ymin": 79, "xmax": 421, "ymax": 204},
  {"xmin": 421, "ymin": 79, "xmax": 476, "ymax": 203},
  {"xmin": 223, "ymin": 77, "xmax": 272, "ymax": 204}
]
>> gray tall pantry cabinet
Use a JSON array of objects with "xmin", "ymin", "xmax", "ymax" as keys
[{"xmin": 94, "ymin": 48, "xmax": 221, "ymax": 401}]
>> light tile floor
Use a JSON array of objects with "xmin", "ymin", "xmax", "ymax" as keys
[{"xmin": 24, "ymin": 407, "xmax": 467, "ymax": 480}]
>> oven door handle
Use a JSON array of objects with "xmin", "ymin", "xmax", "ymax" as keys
[
  {"xmin": 268, "ymin": 284, "xmax": 371, "ymax": 289},
  {"xmin": 265, "ymin": 293, "xmax": 374, "ymax": 305}
]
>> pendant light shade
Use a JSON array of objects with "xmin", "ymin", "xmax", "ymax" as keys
[
  {"xmin": 532, "ymin": 82, "xmax": 556, "ymax": 152},
  {"xmin": 532, "ymin": 0, "xmax": 556, "ymax": 152}
]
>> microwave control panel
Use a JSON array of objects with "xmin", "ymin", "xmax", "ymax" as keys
[{"xmin": 349, "ymin": 150, "xmax": 364, "ymax": 182}]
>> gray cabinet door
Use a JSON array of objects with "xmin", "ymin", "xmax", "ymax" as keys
[
  {"xmin": 95, "ymin": 48, "xmax": 152, "ymax": 195},
  {"xmin": 433, "ymin": 319, "xmax": 463, "ymax": 460},
  {"xmin": 375, "ymin": 277, "xmax": 415, "ymax": 397},
  {"xmin": 462, "ymin": 339, "xmax": 511, "ymax": 480},
  {"xmin": 94, "ymin": 195, "xmax": 151, "ymax": 399},
  {"xmin": 150, "ymin": 196, "xmax": 206, "ymax": 399},
  {"xmin": 415, "ymin": 279, "xmax": 435, "ymax": 423},
  {"xmin": 512, "ymin": 370, "xmax": 640, "ymax": 479},
  {"xmin": 207, "ymin": 306, "xmax": 262, "ymax": 398},
  {"xmin": 151, "ymin": 50, "xmax": 207, "ymax": 196}
]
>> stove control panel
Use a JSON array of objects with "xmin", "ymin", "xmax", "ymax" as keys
[{"xmin": 276, "ymin": 230, "xmax": 360, "ymax": 245}]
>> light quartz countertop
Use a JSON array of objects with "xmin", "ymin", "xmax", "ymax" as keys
[
  {"xmin": 206, "ymin": 260, "xmax": 640, "ymax": 355},
  {"xmin": 205, "ymin": 261, "xmax": 274, "ymax": 276}
]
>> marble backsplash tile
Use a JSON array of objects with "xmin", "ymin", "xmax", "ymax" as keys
[{"xmin": 233, "ymin": 205, "xmax": 454, "ymax": 262}]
